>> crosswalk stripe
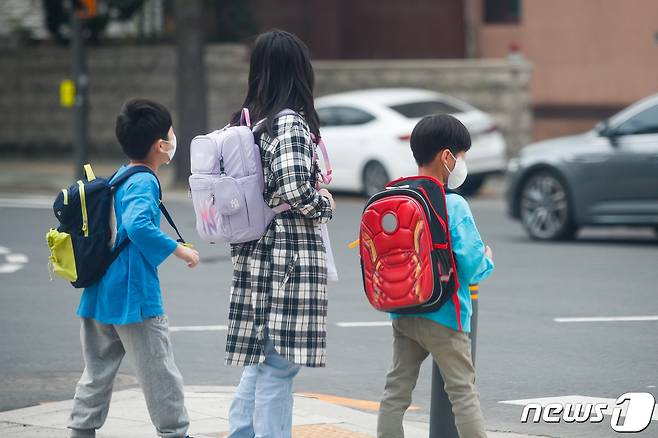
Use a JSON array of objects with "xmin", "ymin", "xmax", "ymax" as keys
[
  {"xmin": 335, "ymin": 321, "xmax": 391, "ymax": 328},
  {"xmin": 170, "ymin": 322, "xmax": 393, "ymax": 332},
  {"xmin": 0, "ymin": 198, "xmax": 52, "ymax": 209},
  {"xmin": 554, "ymin": 316, "xmax": 658, "ymax": 323},
  {"xmin": 169, "ymin": 325, "xmax": 228, "ymax": 332}
]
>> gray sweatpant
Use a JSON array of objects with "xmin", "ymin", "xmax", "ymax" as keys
[{"xmin": 68, "ymin": 316, "xmax": 189, "ymax": 438}]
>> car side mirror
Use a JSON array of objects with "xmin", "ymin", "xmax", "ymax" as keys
[{"xmin": 596, "ymin": 121, "xmax": 620, "ymax": 146}]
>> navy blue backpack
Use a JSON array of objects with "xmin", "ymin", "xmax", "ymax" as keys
[{"xmin": 46, "ymin": 164, "xmax": 186, "ymax": 288}]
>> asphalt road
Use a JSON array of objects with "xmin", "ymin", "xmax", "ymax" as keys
[{"xmin": 1, "ymin": 193, "xmax": 657, "ymax": 438}]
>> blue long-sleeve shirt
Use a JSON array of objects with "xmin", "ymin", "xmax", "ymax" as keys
[
  {"xmin": 77, "ymin": 165, "xmax": 178, "ymax": 324},
  {"xmin": 391, "ymin": 192, "xmax": 494, "ymax": 333}
]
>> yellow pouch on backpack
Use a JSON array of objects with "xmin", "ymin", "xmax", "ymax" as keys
[{"xmin": 46, "ymin": 229, "xmax": 78, "ymax": 282}]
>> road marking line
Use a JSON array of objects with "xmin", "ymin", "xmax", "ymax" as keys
[
  {"xmin": 335, "ymin": 321, "xmax": 391, "ymax": 328},
  {"xmin": 6, "ymin": 254, "xmax": 28, "ymax": 264},
  {"xmin": 500, "ymin": 395, "xmax": 658, "ymax": 421},
  {"xmin": 0, "ymin": 264, "xmax": 23, "ymax": 274},
  {"xmin": 0, "ymin": 198, "xmax": 53, "ymax": 209},
  {"xmin": 170, "ymin": 325, "xmax": 228, "ymax": 332},
  {"xmin": 0, "ymin": 247, "xmax": 29, "ymax": 274},
  {"xmin": 171, "ymin": 322, "xmax": 392, "ymax": 332},
  {"xmin": 554, "ymin": 316, "xmax": 658, "ymax": 323}
]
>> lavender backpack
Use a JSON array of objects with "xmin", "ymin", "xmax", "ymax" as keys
[
  {"xmin": 189, "ymin": 109, "xmax": 287, "ymax": 244},
  {"xmin": 189, "ymin": 108, "xmax": 333, "ymax": 246}
]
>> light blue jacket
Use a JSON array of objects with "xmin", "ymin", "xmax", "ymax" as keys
[
  {"xmin": 77, "ymin": 166, "xmax": 178, "ymax": 324},
  {"xmin": 391, "ymin": 193, "xmax": 494, "ymax": 332}
]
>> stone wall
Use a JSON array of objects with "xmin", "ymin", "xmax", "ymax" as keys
[{"xmin": 0, "ymin": 44, "xmax": 532, "ymax": 157}]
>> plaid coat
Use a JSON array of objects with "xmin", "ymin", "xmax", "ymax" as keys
[{"xmin": 225, "ymin": 112, "xmax": 333, "ymax": 368}]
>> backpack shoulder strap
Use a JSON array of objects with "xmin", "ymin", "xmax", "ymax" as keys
[
  {"xmin": 110, "ymin": 165, "xmax": 162, "ymax": 199},
  {"xmin": 110, "ymin": 165, "xmax": 186, "ymax": 244},
  {"xmin": 159, "ymin": 202, "xmax": 186, "ymax": 244},
  {"xmin": 105, "ymin": 166, "xmax": 186, "ymax": 271}
]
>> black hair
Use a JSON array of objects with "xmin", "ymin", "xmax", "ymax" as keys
[
  {"xmin": 115, "ymin": 99, "xmax": 172, "ymax": 160},
  {"xmin": 231, "ymin": 29, "xmax": 320, "ymax": 138},
  {"xmin": 410, "ymin": 114, "xmax": 471, "ymax": 166}
]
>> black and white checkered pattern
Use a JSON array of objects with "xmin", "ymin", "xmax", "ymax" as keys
[{"xmin": 225, "ymin": 113, "xmax": 333, "ymax": 368}]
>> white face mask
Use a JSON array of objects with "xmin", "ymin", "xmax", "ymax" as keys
[
  {"xmin": 163, "ymin": 133, "xmax": 177, "ymax": 163},
  {"xmin": 444, "ymin": 151, "xmax": 468, "ymax": 189}
]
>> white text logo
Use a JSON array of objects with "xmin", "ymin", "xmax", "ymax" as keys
[{"xmin": 521, "ymin": 393, "xmax": 656, "ymax": 433}]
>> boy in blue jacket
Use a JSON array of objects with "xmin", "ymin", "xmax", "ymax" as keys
[
  {"xmin": 377, "ymin": 115, "xmax": 494, "ymax": 438},
  {"xmin": 68, "ymin": 99, "xmax": 199, "ymax": 438}
]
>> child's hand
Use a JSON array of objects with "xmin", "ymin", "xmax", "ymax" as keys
[
  {"xmin": 484, "ymin": 245, "xmax": 493, "ymax": 262},
  {"xmin": 174, "ymin": 244, "xmax": 200, "ymax": 268},
  {"xmin": 319, "ymin": 188, "xmax": 336, "ymax": 211}
]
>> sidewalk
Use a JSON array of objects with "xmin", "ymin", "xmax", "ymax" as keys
[
  {"xmin": 0, "ymin": 159, "xmax": 177, "ymax": 195},
  {"xmin": 0, "ymin": 158, "xmax": 505, "ymax": 199},
  {"xmin": 0, "ymin": 386, "xmax": 541, "ymax": 438}
]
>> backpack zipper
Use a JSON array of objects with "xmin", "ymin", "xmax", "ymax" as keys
[
  {"xmin": 77, "ymin": 180, "xmax": 89, "ymax": 237},
  {"xmin": 391, "ymin": 191, "xmax": 446, "ymax": 309},
  {"xmin": 369, "ymin": 187, "xmax": 433, "ymax": 217},
  {"xmin": 61, "ymin": 189, "xmax": 68, "ymax": 205}
]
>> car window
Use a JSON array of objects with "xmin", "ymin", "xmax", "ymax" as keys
[
  {"xmin": 318, "ymin": 108, "xmax": 338, "ymax": 127},
  {"xmin": 389, "ymin": 100, "xmax": 464, "ymax": 118},
  {"xmin": 319, "ymin": 106, "xmax": 375, "ymax": 127},
  {"xmin": 615, "ymin": 105, "xmax": 658, "ymax": 136}
]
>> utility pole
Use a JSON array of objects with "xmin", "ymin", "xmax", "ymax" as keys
[
  {"xmin": 174, "ymin": 0, "xmax": 207, "ymax": 185},
  {"xmin": 70, "ymin": 0, "xmax": 96, "ymax": 179},
  {"xmin": 463, "ymin": 0, "xmax": 479, "ymax": 58}
]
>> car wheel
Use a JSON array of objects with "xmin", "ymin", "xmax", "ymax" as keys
[
  {"xmin": 519, "ymin": 171, "xmax": 577, "ymax": 241},
  {"xmin": 362, "ymin": 161, "xmax": 390, "ymax": 198},
  {"xmin": 457, "ymin": 175, "xmax": 485, "ymax": 197}
]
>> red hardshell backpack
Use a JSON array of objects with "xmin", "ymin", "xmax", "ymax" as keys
[{"xmin": 358, "ymin": 176, "xmax": 459, "ymax": 313}]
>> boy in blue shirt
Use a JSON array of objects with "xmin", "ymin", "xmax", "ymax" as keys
[
  {"xmin": 377, "ymin": 115, "xmax": 494, "ymax": 438},
  {"xmin": 68, "ymin": 99, "xmax": 199, "ymax": 438}
]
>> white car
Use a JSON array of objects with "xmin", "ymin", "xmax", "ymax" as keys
[{"xmin": 316, "ymin": 88, "xmax": 507, "ymax": 196}]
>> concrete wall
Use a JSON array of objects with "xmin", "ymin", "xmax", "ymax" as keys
[
  {"xmin": 0, "ymin": 44, "xmax": 532, "ymax": 156},
  {"xmin": 475, "ymin": 0, "xmax": 658, "ymax": 140},
  {"xmin": 479, "ymin": 0, "xmax": 658, "ymax": 106}
]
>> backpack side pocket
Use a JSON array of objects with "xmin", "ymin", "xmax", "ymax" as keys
[
  {"xmin": 214, "ymin": 176, "xmax": 250, "ymax": 241},
  {"xmin": 46, "ymin": 229, "xmax": 78, "ymax": 282},
  {"xmin": 189, "ymin": 175, "xmax": 221, "ymax": 243}
]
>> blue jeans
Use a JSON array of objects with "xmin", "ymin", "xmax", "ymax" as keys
[{"xmin": 228, "ymin": 337, "xmax": 302, "ymax": 438}]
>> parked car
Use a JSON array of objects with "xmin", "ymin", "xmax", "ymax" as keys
[
  {"xmin": 506, "ymin": 93, "xmax": 658, "ymax": 240},
  {"xmin": 315, "ymin": 88, "xmax": 507, "ymax": 196}
]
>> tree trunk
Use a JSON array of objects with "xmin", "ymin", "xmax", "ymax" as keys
[{"xmin": 174, "ymin": 0, "xmax": 207, "ymax": 185}]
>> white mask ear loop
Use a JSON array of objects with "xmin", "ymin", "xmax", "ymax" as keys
[
  {"xmin": 444, "ymin": 150, "xmax": 468, "ymax": 190},
  {"xmin": 443, "ymin": 150, "xmax": 457, "ymax": 175},
  {"xmin": 162, "ymin": 134, "xmax": 177, "ymax": 163}
]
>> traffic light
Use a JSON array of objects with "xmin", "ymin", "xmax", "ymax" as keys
[{"xmin": 72, "ymin": 0, "xmax": 97, "ymax": 19}]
